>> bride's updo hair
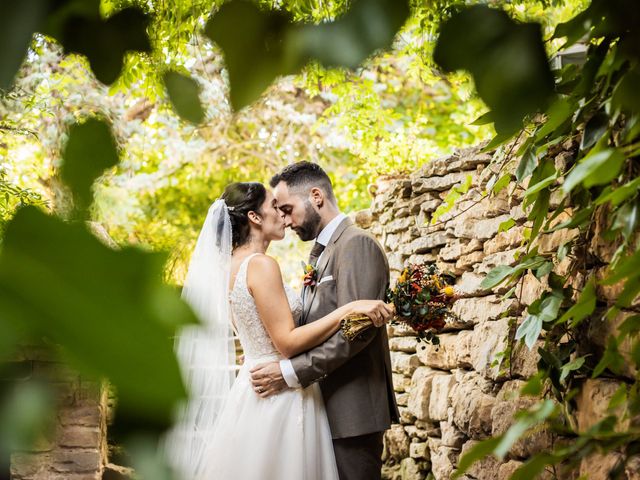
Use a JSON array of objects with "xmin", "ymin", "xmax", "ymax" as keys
[{"xmin": 221, "ymin": 182, "xmax": 267, "ymax": 249}]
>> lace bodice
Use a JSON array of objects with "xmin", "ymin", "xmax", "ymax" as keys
[{"xmin": 230, "ymin": 253, "xmax": 302, "ymax": 360}]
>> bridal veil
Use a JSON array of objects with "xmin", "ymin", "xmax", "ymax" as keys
[{"xmin": 163, "ymin": 199, "xmax": 236, "ymax": 480}]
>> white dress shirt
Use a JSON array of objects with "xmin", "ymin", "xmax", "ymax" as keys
[{"xmin": 280, "ymin": 213, "xmax": 347, "ymax": 387}]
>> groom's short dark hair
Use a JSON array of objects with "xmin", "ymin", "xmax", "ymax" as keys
[{"xmin": 270, "ymin": 161, "xmax": 336, "ymax": 203}]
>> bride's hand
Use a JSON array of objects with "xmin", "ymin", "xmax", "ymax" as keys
[{"xmin": 348, "ymin": 300, "xmax": 394, "ymax": 327}]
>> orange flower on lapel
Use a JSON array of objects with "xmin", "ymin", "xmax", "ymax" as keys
[{"xmin": 301, "ymin": 262, "xmax": 318, "ymax": 287}]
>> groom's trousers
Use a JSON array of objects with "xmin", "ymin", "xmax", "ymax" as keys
[{"xmin": 332, "ymin": 431, "xmax": 384, "ymax": 480}]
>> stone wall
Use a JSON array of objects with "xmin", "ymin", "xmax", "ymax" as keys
[
  {"xmin": 357, "ymin": 144, "xmax": 640, "ymax": 479},
  {"xmin": 8, "ymin": 346, "xmax": 108, "ymax": 480}
]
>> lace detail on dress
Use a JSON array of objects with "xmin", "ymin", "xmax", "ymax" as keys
[{"xmin": 230, "ymin": 254, "xmax": 302, "ymax": 360}]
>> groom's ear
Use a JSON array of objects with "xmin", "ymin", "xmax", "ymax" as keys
[{"xmin": 309, "ymin": 187, "xmax": 324, "ymax": 208}]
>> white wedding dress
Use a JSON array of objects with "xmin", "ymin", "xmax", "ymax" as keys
[{"xmin": 201, "ymin": 253, "xmax": 339, "ymax": 479}]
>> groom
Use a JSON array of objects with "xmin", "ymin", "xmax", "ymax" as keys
[{"xmin": 250, "ymin": 162, "xmax": 399, "ymax": 480}]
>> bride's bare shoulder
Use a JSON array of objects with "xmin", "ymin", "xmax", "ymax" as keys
[{"xmin": 247, "ymin": 254, "xmax": 282, "ymax": 278}]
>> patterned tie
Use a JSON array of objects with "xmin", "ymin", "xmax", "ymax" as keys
[{"xmin": 308, "ymin": 241, "xmax": 326, "ymax": 267}]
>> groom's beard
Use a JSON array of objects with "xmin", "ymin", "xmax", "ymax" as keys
[{"xmin": 294, "ymin": 201, "xmax": 322, "ymax": 241}]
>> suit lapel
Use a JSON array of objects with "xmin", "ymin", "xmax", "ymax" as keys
[{"xmin": 300, "ymin": 218, "xmax": 353, "ymax": 324}]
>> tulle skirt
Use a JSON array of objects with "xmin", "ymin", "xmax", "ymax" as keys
[{"xmin": 202, "ymin": 355, "xmax": 339, "ymax": 480}]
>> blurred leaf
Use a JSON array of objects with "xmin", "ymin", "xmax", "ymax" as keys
[
  {"xmin": 163, "ymin": 71, "xmax": 205, "ymax": 124},
  {"xmin": 618, "ymin": 314, "xmax": 640, "ymax": 337},
  {"xmin": 622, "ymin": 114, "xmax": 640, "ymax": 143},
  {"xmin": 125, "ymin": 434, "xmax": 174, "ymax": 480},
  {"xmin": 434, "ymin": 5, "xmax": 554, "ymax": 135},
  {"xmin": 535, "ymin": 97, "xmax": 574, "ymax": 141},
  {"xmin": 516, "ymin": 146, "xmax": 538, "ymax": 182},
  {"xmin": 480, "ymin": 265, "xmax": 514, "ymax": 289},
  {"xmin": 524, "ymin": 173, "xmax": 557, "ymax": 198},
  {"xmin": 498, "ymin": 218, "xmax": 516, "ymax": 233},
  {"xmin": 595, "ymin": 178, "xmax": 640, "ymax": 207},
  {"xmin": 603, "ymin": 247, "xmax": 640, "ymax": 285},
  {"xmin": 557, "ymin": 277, "xmax": 596, "ymax": 327},
  {"xmin": 516, "ymin": 312, "xmax": 543, "ymax": 350},
  {"xmin": 205, "ymin": 2, "xmax": 299, "ymax": 110},
  {"xmin": 482, "ymin": 129, "xmax": 517, "ymax": 151},
  {"xmin": 612, "ymin": 201, "xmax": 639, "ymax": 240},
  {"xmin": 511, "ymin": 453, "xmax": 556, "ymax": 480},
  {"xmin": 0, "ymin": 207, "xmax": 197, "ymax": 425},
  {"xmin": 553, "ymin": 3, "xmax": 596, "ymax": 47},
  {"xmin": 608, "ymin": 384, "xmax": 628, "ymax": 411},
  {"xmin": 291, "ymin": 0, "xmax": 410, "ymax": 68},
  {"xmin": 616, "ymin": 272, "xmax": 640, "ymax": 309},
  {"xmin": 0, "ymin": 382, "xmax": 55, "ymax": 454},
  {"xmin": 521, "ymin": 372, "xmax": 545, "ymax": 396},
  {"xmin": 562, "ymin": 148, "xmax": 626, "ymax": 194},
  {"xmin": 61, "ymin": 119, "xmax": 119, "ymax": 215},
  {"xmin": 517, "ymin": 292, "xmax": 563, "ymax": 349},
  {"xmin": 547, "ymin": 205, "xmax": 594, "ymax": 232},
  {"xmin": 534, "ymin": 261, "xmax": 553, "ymax": 279},
  {"xmin": 593, "ymin": 336, "xmax": 624, "ymax": 377},
  {"xmin": 471, "ymin": 111, "xmax": 494, "ymax": 126},
  {"xmin": 207, "ymin": 0, "xmax": 409, "ymax": 110},
  {"xmin": 0, "ymin": 0, "xmax": 49, "ymax": 90},
  {"xmin": 494, "ymin": 400, "xmax": 556, "ymax": 458},
  {"xmin": 59, "ymin": 7, "xmax": 151, "ymax": 84},
  {"xmin": 559, "ymin": 355, "xmax": 586, "ymax": 382},
  {"xmin": 453, "ymin": 436, "xmax": 501, "ymax": 478},
  {"xmin": 581, "ymin": 111, "xmax": 609, "ymax": 151},
  {"xmin": 492, "ymin": 173, "xmax": 512, "ymax": 195},
  {"xmin": 612, "ymin": 68, "xmax": 640, "ymax": 115}
]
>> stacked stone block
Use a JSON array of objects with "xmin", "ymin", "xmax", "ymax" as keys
[{"xmin": 9, "ymin": 346, "xmax": 108, "ymax": 480}]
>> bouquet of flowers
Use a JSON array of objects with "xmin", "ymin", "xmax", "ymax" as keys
[{"xmin": 340, "ymin": 263, "xmax": 458, "ymax": 343}]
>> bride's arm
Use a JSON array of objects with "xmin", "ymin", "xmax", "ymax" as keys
[{"xmin": 248, "ymin": 255, "xmax": 389, "ymax": 359}]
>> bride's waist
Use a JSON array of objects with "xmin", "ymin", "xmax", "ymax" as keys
[{"xmin": 241, "ymin": 353, "xmax": 283, "ymax": 366}]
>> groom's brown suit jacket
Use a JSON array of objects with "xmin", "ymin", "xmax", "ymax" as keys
[{"xmin": 292, "ymin": 217, "xmax": 400, "ymax": 439}]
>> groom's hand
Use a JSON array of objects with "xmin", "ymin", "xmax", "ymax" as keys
[{"xmin": 250, "ymin": 361, "xmax": 288, "ymax": 398}]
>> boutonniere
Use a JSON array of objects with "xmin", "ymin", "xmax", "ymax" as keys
[{"xmin": 301, "ymin": 261, "xmax": 318, "ymax": 287}]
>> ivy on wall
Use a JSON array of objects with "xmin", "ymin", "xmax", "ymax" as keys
[{"xmin": 445, "ymin": 1, "xmax": 640, "ymax": 477}]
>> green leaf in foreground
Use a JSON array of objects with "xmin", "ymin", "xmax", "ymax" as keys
[
  {"xmin": 61, "ymin": 119, "xmax": 119, "ymax": 215},
  {"xmin": 206, "ymin": 0, "xmax": 409, "ymax": 110},
  {"xmin": 0, "ymin": 207, "xmax": 198, "ymax": 425},
  {"xmin": 434, "ymin": 5, "xmax": 554, "ymax": 135},
  {"xmin": 559, "ymin": 355, "xmax": 586, "ymax": 382},
  {"xmin": 480, "ymin": 265, "xmax": 514, "ymax": 290},
  {"xmin": 455, "ymin": 400, "xmax": 556, "ymax": 477},
  {"xmin": 535, "ymin": 97, "xmax": 574, "ymax": 140},
  {"xmin": 0, "ymin": 0, "xmax": 48, "ymax": 90},
  {"xmin": 516, "ymin": 145, "xmax": 538, "ymax": 182},
  {"xmin": 58, "ymin": 7, "xmax": 151, "ymax": 85},
  {"xmin": 453, "ymin": 436, "xmax": 501, "ymax": 478},
  {"xmin": 563, "ymin": 148, "xmax": 626, "ymax": 194},
  {"xmin": 163, "ymin": 71, "xmax": 205, "ymax": 124},
  {"xmin": 511, "ymin": 453, "xmax": 556, "ymax": 480},
  {"xmin": 557, "ymin": 277, "xmax": 596, "ymax": 327},
  {"xmin": 0, "ymin": 382, "xmax": 55, "ymax": 455},
  {"xmin": 494, "ymin": 400, "xmax": 556, "ymax": 458}
]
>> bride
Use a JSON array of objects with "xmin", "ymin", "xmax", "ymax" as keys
[{"xmin": 163, "ymin": 182, "xmax": 393, "ymax": 480}]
